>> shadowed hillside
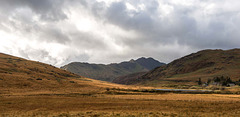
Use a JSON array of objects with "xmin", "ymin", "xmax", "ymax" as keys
[
  {"xmin": 112, "ymin": 72, "xmax": 147, "ymax": 85},
  {"xmin": 114, "ymin": 49, "xmax": 240, "ymax": 86},
  {"xmin": 61, "ymin": 57, "xmax": 165, "ymax": 82}
]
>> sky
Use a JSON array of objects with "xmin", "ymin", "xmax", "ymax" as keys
[{"xmin": 0, "ymin": 0, "xmax": 240, "ymax": 67}]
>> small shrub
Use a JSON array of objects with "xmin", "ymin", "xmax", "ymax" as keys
[
  {"xmin": 23, "ymin": 84, "xmax": 28, "ymax": 87},
  {"xmin": 36, "ymin": 78, "xmax": 42, "ymax": 80}
]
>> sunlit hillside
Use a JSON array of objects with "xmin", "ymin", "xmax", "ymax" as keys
[{"xmin": 0, "ymin": 53, "xmax": 139, "ymax": 95}]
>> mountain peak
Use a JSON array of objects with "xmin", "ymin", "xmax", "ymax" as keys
[
  {"xmin": 136, "ymin": 57, "xmax": 153, "ymax": 60},
  {"xmin": 135, "ymin": 57, "xmax": 166, "ymax": 70},
  {"xmin": 129, "ymin": 59, "xmax": 135, "ymax": 63}
]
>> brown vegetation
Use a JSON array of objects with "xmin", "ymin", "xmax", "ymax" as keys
[
  {"xmin": 1, "ymin": 52, "xmax": 240, "ymax": 116},
  {"xmin": 1, "ymin": 93, "xmax": 240, "ymax": 116}
]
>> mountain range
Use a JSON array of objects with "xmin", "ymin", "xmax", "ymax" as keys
[
  {"xmin": 61, "ymin": 57, "xmax": 165, "ymax": 82},
  {"xmin": 113, "ymin": 49, "xmax": 240, "ymax": 86},
  {"xmin": 2, "ymin": 48, "xmax": 240, "ymax": 88}
]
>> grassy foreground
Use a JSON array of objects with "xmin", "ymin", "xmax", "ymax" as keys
[{"xmin": 1, "ymin": 90, "xmax": 240, "ymax": 117}]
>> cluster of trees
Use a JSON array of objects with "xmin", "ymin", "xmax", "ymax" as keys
[{"xmin": 198, "ymin": 76, "xmax": 240, "ymax": 87}]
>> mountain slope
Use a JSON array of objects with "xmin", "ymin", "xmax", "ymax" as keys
[
  {"xmin": 115, "ymin": 49, "xmax": 240, "ymax": 86},
  {"xmin": 0, "ymin": 53, "xmax": 130, "ymax": 95},
  {"xmin": 112, "ymin": 72, "xmax": 147, "ymax": 85},
  {"xmin": 61, "ymin": 57, "xmax": 165, "ymax": 82}
]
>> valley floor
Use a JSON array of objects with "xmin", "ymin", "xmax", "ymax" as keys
[{"xmin": 1, "ymin": 91, "xmax": 240, "ymax": 117}]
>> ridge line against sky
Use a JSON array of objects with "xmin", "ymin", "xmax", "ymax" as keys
[{"xmin": 0, "ymin": 0, "xmax": 240, "ymax": 67}]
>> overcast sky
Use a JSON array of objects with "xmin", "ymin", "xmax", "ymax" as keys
[{"xmin": 0, "ymin": 0, "xmax": 240, "ymax": 66}]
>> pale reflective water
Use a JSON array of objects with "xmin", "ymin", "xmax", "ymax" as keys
[{"xmin": 155, "ymin": 89, "xmax": 213, "ymax": 92}]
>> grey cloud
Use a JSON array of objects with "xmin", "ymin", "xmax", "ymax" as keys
[
  {"xmin": 39, "ymin": 26, "xmax": 70, "ymax": 44},
  {"xmin": 0, "ymin": 0, "xmax": 67, "ymax": 21},
  {"xmin": 1, "ymin": 13, "xmax": 70, "ymax": 45},
  {"xmin": 69, "ymin": 31, "xmax": 108, "ymax": 50},
  {"xmin": 98, "ymin": 0, "xmax": 240, "ymax": 49},
  {"xmin": 1, "ymin": 0, "xmax": 240, "ymax": 66},
  {"xmin": 0, "ymin": 0, "xmax": 70, "ymax": 43},
  {"xmin": 89, "ymin": 0, "xmax": 196, "ymax": 46},
  {"xmin": 105, "ymin": 1, "xmax": 154, "ymax": 31},
  {"xmin": 80, "ymin": 0, "xmax": 240, "ymax": 62},
  {"xmin": 24, "ymin": 0, "xmax": 67, "ymax": 21}
]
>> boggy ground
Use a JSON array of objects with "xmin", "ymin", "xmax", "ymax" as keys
[{"xmin": 1, "ymin": 91, "xmax": 240, "ymax": 117}]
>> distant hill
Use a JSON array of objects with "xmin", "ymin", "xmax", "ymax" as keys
[
  {"xmin": 61, "ymin": 57, "xmax": 165, "ymax": 82},
  {"xmin": 0, "ymin": 53, "xmax": 129, "ymax": 94},
  {"xmin": 113, "ymin": 49, "xmax": 240, "ymax": 86}
]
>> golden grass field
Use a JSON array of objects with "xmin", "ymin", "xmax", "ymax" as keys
[
  {"xmin": 1, "ymin": 91, "xmax": 240, "ymax": 117},
  {"xmin": 1, "ymin": 53, "xmax": 240, "ymax": 117}
]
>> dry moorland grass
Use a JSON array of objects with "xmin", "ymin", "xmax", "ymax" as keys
[
  {"xmin": 1, "ymin": 53, "xmax": 240, "ymax": 116},
  {"xmin": 1, "ymin": 92, "xmax": 240, "ymax": 117}
]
